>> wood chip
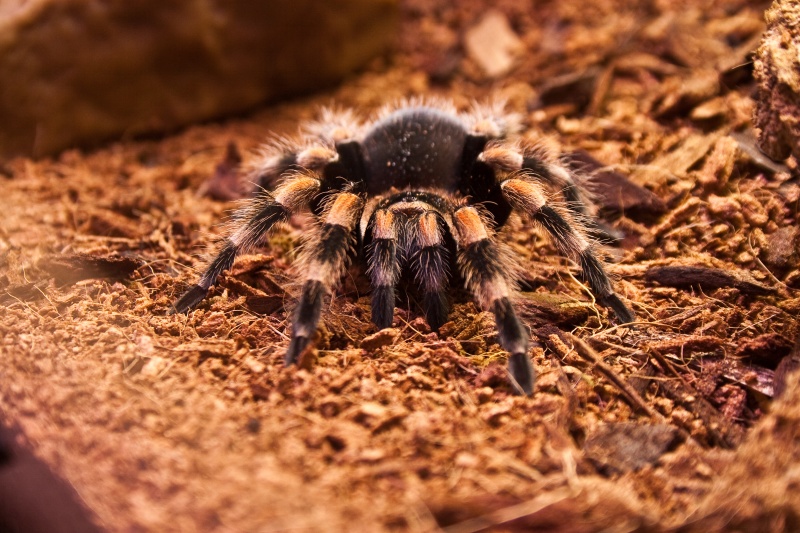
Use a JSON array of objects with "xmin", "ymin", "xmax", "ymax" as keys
[
  {"xmin": 463, "ymin": 11, "xmax": 522, "ymax": 78},
  {"xmin": 360, "ymin": 328, "xmax": 401, "ymax": 351},
  {"xmin": 567, "ymin": 150, "xmax": 667, "ymax": 216},
  {"xmin": 516, "ymin": 292, "xmax": 592, "ymax": 326}
]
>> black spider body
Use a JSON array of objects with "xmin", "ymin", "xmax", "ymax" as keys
[
  {"xmin": 173, "ymin": 101, "xmax": 634, "ymax": 395},
  {"xmin": 362, "ymin": 107, "xmax": 467, "ymax": 192},
  {"xmin": 359, "ymin": 108, "xmax": 511, "ymax": 224}
]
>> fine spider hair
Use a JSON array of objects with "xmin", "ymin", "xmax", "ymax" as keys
[{"xmin": 172, "ymin": 100, "xmax": 635, "ymax": 395}]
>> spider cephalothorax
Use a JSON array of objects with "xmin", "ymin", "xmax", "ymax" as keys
[{"xmin": 173, "ymin": 100, "xmax": 635, "ymax": 395}]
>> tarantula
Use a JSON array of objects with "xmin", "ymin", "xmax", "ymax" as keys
[{"xmin": 172, "ymin": 101, "xmax": 634, "ymax": 395}]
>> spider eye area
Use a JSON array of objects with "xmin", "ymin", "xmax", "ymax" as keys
[{"xmin": 387, "ymin": 200, "xmax": 431, "ymax": 218}]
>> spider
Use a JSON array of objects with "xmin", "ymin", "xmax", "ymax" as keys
[{"xmin": 172, "ymin": 100, "xmax": 635, "ymax": 395}]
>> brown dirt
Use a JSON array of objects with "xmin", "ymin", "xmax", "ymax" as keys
[{"xmin": 2, "ymin": 0, "xmax": 800, "ymax": 531}]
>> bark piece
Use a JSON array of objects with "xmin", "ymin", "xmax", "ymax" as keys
[
  {"xmin": 645, "ymin": 265, "xmax": 775, "ymax": 295},
  {"xmin": 516, "ymin": 292, "xmax": 592, "ymax": 327},
  {"xmin": 567, "ymin": 150, "xmax": 667, "ymax": 216},
  {"xmin": 198, "ymin": 142, "xmax": 244, "ymax": 201},
  {"xmin": 764, "ymin": 226, "xmax": 800, "ymax": 269},
  {"xmin": 38, "ymin": 253, "xmax": 143, "ymax": 285},
  {"xmin": 754, "ymin": 0, "xmax": 800, "ymax": 161},
  {"xmin": 0, "ymin": 282, "xmax": 48, "ymax": 305},
  {"xmin": 584, "ymin": 423, "xmax": 682, "ymax": 474},
  {"xmin": 535, "ymin": 68, "xmax": 601, "ymax": 110},
  {"xmin": 774, "ymin": 352, "xmax": 800, "ymax": 399}
]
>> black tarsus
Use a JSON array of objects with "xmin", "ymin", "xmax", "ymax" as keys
[
  {"xmin": 535, "ymin": 206, "xmax": 634, "ymax": 323},
  {"xmin": 459, "ymin": 238, "xmax": 534, "ymax": 395},
  {"xmin": 368, "ymin": 236, "xmax": 399, "ymax": 329},
  {"xmin": 371, "ymin": 285, "xmax": 395, "ymax": 330},
  {"xmin": 493, "ymin": 291, "xmax": 533, "ymax": 395},
  {"xmin": 286, "ymin": 193, "xmax": 361, "ymax": 362},
  {"xmin": 578, "ymin": 252, "xmax": 635, "ymax": 323},
  {"xmin": 172, "ymin": 285, "xmax": 210, "ymax": 314},
  {"xmin": 599, "ymin": 294, "xmax": 636, "ymax": 324},
  {"xmin": 286, "ymin": 280, "xmax": 325, "ymax": 365},
  {"xmin": 172, "ymin": 240, "xmax": 238, "ymax": 313},
  {"xmin": 423, "ymin": 288, "xmax": 449, "ymax": 332},
  {"xmin": 172, "ymin": 200, "xmax": 287, "ymax": 314},
  {"xmin": 412, "ymin": 242, "xmax": 450, "ymax": 331}
]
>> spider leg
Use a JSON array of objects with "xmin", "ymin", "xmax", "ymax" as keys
[
  {"xmin": 366, "ymin": 207, "xmax": 402, "ymax": 329},
  {"xmin": 409, "ymin": 211, "xmax": 450, "ymax": 331},
  {"xmin": 172, "ymin": 174, "xmax": 321, "ymax": 313},
  {"xmin": 500, "ymin": 177, "xmax": 635, "ymax": 324},
  {"xmin": 480, "ymin": 146, "xmax": 621, "ymax": 241},
  {"xmin": 286, "ymin": 191, "xmax": 365, "ymax": 364},
  {"xmin": 452, "ymin": 206, "xmax": 534, "ymax": 395}
]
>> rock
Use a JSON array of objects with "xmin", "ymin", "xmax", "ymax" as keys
[
  {"xmin": 0, "ymin": 0, "xmax": 397, "ymax": 158},
  {"xmin": 0, "ymin": 421, "xmax": 103, "ymax": 533},
  {"xmin": 754, "ymin": 0, "xmax": 800, "ymax": 161}
]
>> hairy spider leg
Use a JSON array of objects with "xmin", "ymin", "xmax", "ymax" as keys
[
  {"xmin": 365, "ymin": 206, "xmax": 403, "ymax": 329},
  {"xmin": 525, "ymin": 153, "xmax": 624, "ymax": 242},
  {"xmin": 363, "ymin": 191, "xmax": 454, "ymax": 331},
  {"xmin": 479, "ymin": 145, "xmax": 621, "ymax": 241},
  {"xmin": 452, "ymin": 206, "xmax": 534, "ymax": 395},
  {"xmin": 252, "ymin": 152, "xmax": 299, "ymax": 191},
  {"xmin": 458, "ymin": 133, "xmax": 513, "ymax": 227},
  {"xmin": 408, "ymin": 210, "xmax": 451, "ymax": 331},
  {"xmin": 171, "ymin": 175, "xmax": 322, "ymax": 313},
  {"xmin": 286, "ymin": 191, "xmax": 365, "ymax": 364},
  {"xmin": 499, "ymin": 177, "xmax": 635, "ymax": 324}
]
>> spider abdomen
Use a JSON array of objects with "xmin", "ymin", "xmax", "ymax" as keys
[{"xmin": 361, "ymin": 107, "xmax": 468, "ymax": 195}]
